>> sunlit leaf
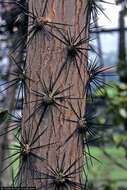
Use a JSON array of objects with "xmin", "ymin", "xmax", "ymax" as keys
[{"xmin": 119, "ymin": 108, "xmax": 127, "ymax": 119}]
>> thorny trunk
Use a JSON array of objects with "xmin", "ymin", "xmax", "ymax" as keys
[{"xmin": 21, "ymin": 0, "xmax": 88, "ymax": 188}]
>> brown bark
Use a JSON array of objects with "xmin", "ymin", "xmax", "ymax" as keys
[{"xmin": 22, "ymin": 0, "xmax": 88, "ymax": 188}]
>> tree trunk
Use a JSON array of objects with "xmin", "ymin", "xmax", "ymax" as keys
[
  {"xmin": 21, "ymin": 0, "xmax": 88, "ymax": 188},
  {"xmin": 118, "ymin": 10, "xmax": 126, "ymax": 62}
]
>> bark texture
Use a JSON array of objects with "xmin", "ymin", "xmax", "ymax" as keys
[{"xmin": 21, "ymin": 0, "xmax": 88, "ymax": 188}]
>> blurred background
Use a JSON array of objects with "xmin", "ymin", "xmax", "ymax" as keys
[
  {"xmin": 87, "ymin": 0, "xmax": 127, "ymax": 189},
  {"xmin": 0, "ymin": 0, "xmax": 127, "ymax": 189}
]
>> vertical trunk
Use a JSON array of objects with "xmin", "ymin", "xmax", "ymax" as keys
[
  {"xmin": 118, "ymin": 10, "xmax": 126, "ymax": 62},
  {"xmin": 21, "ymin": 0, "xmax": 88, "ymax": 188}
]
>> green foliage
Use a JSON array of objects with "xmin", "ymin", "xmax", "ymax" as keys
[
  {"xmin": 96, "ymin": 82, "xmax": 127, "ymax": 126},
  {"xmin": 94, "ymin": 82, "xmax": 127, "ymax": 189},
  {"xmin": 88, "ymin": 147, "xmax": 127, "ymax": 190}
]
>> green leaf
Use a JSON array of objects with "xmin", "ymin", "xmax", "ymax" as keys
[
  {"xmin": 113, "ymin": 134, "xmax": 122, "ymax": 144},
  {"xmin": 106, "ymin": 87, "xmax": 118, "ymax": 98},
  {"xmin": 119, "ymin": 108, "xmax": 127, "ymax": 119}
]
